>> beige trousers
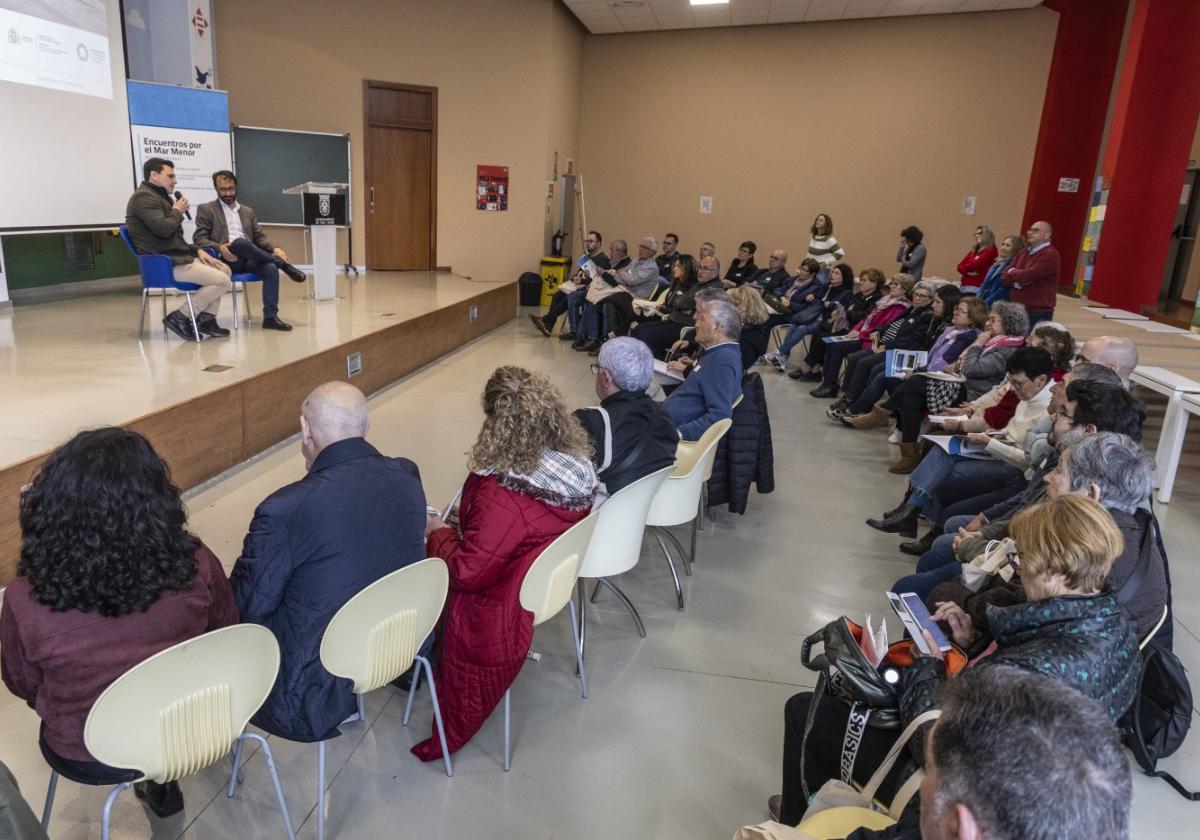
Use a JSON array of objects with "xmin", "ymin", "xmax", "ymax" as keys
[{"xmin": 173, "ymin": 259, "xmax": 233, "ymax": 315}]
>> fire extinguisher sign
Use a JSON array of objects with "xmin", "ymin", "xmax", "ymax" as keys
[{"xmin": 476, "ymin": 165, "xmax": 509, "ymax": 211}]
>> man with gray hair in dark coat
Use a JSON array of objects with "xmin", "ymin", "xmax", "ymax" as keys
[{"xmin": 574, "ymin": 337, "xmax": 678, "ymax": 497}]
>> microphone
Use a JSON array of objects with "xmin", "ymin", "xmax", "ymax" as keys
[{"xmin": 174, "ymin": 190, "xmax": 191, "ymax": 219}]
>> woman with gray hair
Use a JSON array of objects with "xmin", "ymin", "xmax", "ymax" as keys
[
  {"xmin": 1045, "ymin": 432, "xmax": 1169, "ymax": 640},
  {"xmin": 926, "ymin": 432, "xmax": 1169, "ymax": 647}
]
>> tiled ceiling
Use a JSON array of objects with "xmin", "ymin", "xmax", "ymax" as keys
[{"xmin": 564, "ymin": 0, "xmax": 1044, "ymax": 34}]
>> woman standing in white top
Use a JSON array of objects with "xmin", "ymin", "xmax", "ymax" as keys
[{"xmin": 806, "ymin": 213, "xmax": 844, "ymax": 280}]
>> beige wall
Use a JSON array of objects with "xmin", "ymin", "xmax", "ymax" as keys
[
  {"xmin": 214, "ymin": 0, "xmax": 583, "ymax": 283},
  {"xmin": 577, "ymin": 8, "xmax": 1058, "ymax": 281}
]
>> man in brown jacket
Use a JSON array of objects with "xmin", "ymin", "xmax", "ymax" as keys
[
  {"xmin": 193, "ymin": 170, "xmax": 307, "ymax": 331},
  {"xmin": 125, "ymin": 157, "xmax": 232, "ymax": 340}
]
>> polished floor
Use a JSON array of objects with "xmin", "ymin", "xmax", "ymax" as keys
[
  {"xmin": 0, "ymin": 271, "xmax": 507, "ymax": 471},
  {"xmin": 2, "ymin": 313, "xmax": 1199, "ymax": 839}
]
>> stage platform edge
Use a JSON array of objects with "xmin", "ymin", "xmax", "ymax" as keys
[{"xmin": 0, "ymin": 281, "xmax": 517, "ymax": 586}]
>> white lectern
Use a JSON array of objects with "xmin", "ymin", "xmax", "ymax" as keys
[{"xmin": 283, "ymin": 181, "xmax": 348, "ymax": 300}]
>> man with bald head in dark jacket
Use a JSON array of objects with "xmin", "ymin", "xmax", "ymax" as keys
[{"xmin": 230, "ymin": 382, "xmax": 427, "ymax": 742}]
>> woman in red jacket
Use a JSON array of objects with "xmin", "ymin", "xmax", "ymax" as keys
[
  {"xmin": 414, "ymin": 366, "xmax": 598, "ymax": 761},
  {"xmin": 0, "ymin": 428, "xmax": 238, "ymax": 819},
  {"xmin": 956, "ymin": 225, "xmax": 999, "ymax": 295}
]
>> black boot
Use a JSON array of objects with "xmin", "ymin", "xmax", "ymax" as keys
[
  {"xmin": 810, "ymin": 382, "xmax": 839, "ymax": 398},
  {"xmin": 881, "ymin": 487, "xmax": 915, "ymax": 521},
  {"xmin": 195, "ymin": 313, "xmax": 230, "ymax": 338},
  {"xmin": 134, "ymin": 780, "xmax": 184, "ymax": 818},
  {"xmin": 865, "ymin": 506, "xmax": 919, "ymax": 538},
  {"xmin": 900, "ymin": 526, "xmax": 943, "ymax": 556}
]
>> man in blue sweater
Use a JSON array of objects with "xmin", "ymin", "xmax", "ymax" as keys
[{"xmin": 665, "ymin": 297, "xmax": 743, "ymax": 441}]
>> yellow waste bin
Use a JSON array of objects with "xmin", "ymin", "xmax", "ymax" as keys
[{"xmin": 540, "ymin": 257, "xmax": 569, "ymax": 306}]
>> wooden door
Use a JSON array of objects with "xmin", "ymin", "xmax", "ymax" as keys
[{"xmin": 363, "ymin": 82, "xmax": 437, "ymax": 270}]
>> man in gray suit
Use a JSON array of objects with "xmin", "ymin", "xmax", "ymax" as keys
[{"xmin": 193, "ymin": 170, "xmax": 307, "ymax": 331}]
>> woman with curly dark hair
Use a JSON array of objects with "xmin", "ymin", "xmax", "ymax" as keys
[
  {"xmin": 413, "ymin": 366, "xmax": 597, "ymax": 763},
  {"xmin": 0, "ymin": 427, "xmax": 237, "ymax": 818}
]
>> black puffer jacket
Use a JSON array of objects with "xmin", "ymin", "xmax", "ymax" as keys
[
  {"xmin": 707, "ymin": 372, "xmax": 774, "ymax": 514},
  {"xmin": 900, "ymin": 592, "xmax": 1141, "ymax": 764}
]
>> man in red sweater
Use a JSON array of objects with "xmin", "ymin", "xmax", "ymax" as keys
[{"xmin": 1001, "ymin": 220, "xmax": 1060, "ymax": 326}]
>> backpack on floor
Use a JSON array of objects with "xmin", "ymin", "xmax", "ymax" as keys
[
  {"xmin": 1115, "ymin": 510, "xmax": 1198, "ymax": 800},
  {"xmin": 1120, "ymin": 640, "xmax": 1198, "ymax": 800}
]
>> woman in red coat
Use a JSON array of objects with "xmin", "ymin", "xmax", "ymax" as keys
[
  {"xmin": 956, "ymin": 225, "xmax": 999, "ymax": 295},
  {"xmin": 413, "ymin": 366, "xmax": 598, "ymax": 761}
]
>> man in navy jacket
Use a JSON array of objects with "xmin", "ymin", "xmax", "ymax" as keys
[
  {"xmin": 230, "ymin": 382, "xmax": 427, "ymax": 742},
  {"xmin": 666, "ymin": 298, "xmax": 744, "ymax": 441}
]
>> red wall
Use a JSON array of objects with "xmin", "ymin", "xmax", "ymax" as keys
[
  {"xmin": 1088, "ymin": 0, "xmax": 1200, "ymax": 311},
  {"xmin": 1021, "ymin": 0, "xmax": 1128, "ymax": 289}
]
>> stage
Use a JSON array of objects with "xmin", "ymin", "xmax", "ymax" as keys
[{"xmin": 0, "ymin": 271, "xmax": 516, "ymax": 584}]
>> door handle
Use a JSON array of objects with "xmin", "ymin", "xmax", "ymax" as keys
[{"xmin": 369, "ymin": 186, "xmax": 375, "ymax": 211}]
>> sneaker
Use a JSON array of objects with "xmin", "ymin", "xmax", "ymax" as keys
[
  {"xmin": 769, "ymin": 352, "xmax": 787, "ymax": 372},
  {"xmin": 888, "ymin": 428, "xmax": 903, "ymax": 444},
  {"xmin": 528, "ymin": 314, "xmax": 551, "ymax": 337}
]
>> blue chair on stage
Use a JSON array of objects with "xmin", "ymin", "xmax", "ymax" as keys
[
  {"xmin": 118, "ymin": 225, "xmax": 203, "ymax": 342},
  {"xmin": 202, "ymin": 248, "xmax": 259, "ymax": 329}
]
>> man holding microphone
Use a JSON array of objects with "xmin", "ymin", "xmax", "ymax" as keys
[{"xmin": 125, "ymin": 157, "xmax": 232, "ymax": 340}]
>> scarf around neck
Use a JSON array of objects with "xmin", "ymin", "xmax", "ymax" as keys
[
  {"xmin": 983, "ymin": 334, "xmax": 1024, "ymax": 353},
  {"xmin": 476, "ymin": 449, "xmax": 598, "ymax": 511}
]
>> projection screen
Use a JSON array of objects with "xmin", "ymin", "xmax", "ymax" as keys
[{"xmin": 0, "ymin": 0, "xmax": 134, "ymax": 229}]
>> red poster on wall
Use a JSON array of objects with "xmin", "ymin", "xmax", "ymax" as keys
[{"xmin": 476, "ymin": 164, "xmax": 509, "ymax": 211}]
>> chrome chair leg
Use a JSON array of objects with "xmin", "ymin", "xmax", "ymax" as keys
[
  {"xmin": 663, "ymin": 528, "xmax": 692, "ymax": 577},
  {"xmin": 241, "ymin": 732, "xmax": 297, "ymax": 840},
  {"xmin": 651, "ymin": 528, "xmax": 685, "ymax": 610},
  {"xmin": 138, "ymin": 291, "xmax": 149, "ymax": 338},
  {"xmin": 567, "ymin": 599, "xmax": 587, "ymax": 699},
  {"xmin": 577, "ymin": 579, "xmax": 588, "ymax": 662},
  {"xmin": 415, "ymin": 655, "xmax": 453, "ymax": 777},
  {"xmin": 502, "ymin": 689, "xmax": 511, "ymax": 771},
  {"xmin": 317, "ymin": 740, "xmax": 326, "ymax": 840},
  {"xmin": 227, "ymin": 738, "xmax": 246, "ymax": 798},
  {"xmin": 184, "ymin": 293, "xmax": 202, "ymax": 343},
  {"xmin": 230, "ymin": 281, "xmax": 240, "ymax": 329},
  {"xmin": 403, "ymin": 663, "xmax": 422, "ymax": 726},
  {"xmin": 597, "ymin": 578, "xmax": 646, "ymax": 637},
  {"xmin": 244, "ymin": 284, "xmax": 254, "ymax": 324},
  {"xmin": 99, "ymin": 782, "xmax": 131, "ymax": 840},
  {"xmin": 40, "ymin": 770, "xmax": 58, "ymax": 828}
]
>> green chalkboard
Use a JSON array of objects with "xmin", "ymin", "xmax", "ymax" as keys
[{"xmin": 231, "ymin": 126, "xmax": 351, "ymax": 225}]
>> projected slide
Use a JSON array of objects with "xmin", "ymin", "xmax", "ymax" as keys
[{"xmin": 0, "ymin": 0, "xmax": 113, "ymax": 99}]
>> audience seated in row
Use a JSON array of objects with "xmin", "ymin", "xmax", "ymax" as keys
[{"xmin": 773, "ymin": 495, "xmax": 1141, "ymax": 830}]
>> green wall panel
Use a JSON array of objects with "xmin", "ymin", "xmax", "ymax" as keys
[{"xmin": 2, "ymin": 232, "xmax": 138, "ymax": 290}]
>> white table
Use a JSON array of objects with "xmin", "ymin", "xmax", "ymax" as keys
[{"xmin": 1130, "ymin": 366, "xmax": 1200, "ymax": 503}]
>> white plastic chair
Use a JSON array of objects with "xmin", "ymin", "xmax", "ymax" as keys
[
  {"xmin": 646, "ymin": 418, "xmax": 732, "ymax": 609},
  {"xmin": 502, "ymin": 511, "xmax": 599, "ymax": 770},
  {"xmin": 576, "ymin": 465, "xmax": 675, "ymax": 659},
  {"xmin": 40, "ymin": 625, "xmax": 296, "ymax": 840},
  {"xmin": 301, "ymin": 558, "xmax": 451, "ymax": 840}
]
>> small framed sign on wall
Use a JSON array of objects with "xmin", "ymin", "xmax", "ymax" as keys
[{"xmin": 477, "ymin": 165, "xmax": 509, "ymax": 211}]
